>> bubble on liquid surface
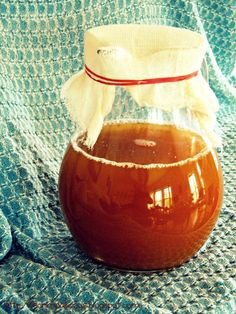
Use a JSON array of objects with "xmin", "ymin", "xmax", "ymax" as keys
[{"xmin": 134, "ymin": 138, "xmax": 156, "ymax": 147}]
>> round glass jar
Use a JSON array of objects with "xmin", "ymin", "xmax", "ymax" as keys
[{"xmin": 59, "ymin": 25, "xmax": 223, "ymax": 271}]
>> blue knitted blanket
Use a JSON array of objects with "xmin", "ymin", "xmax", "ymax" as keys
[{"xmin": 0, "ymin": 1, "xmax": 235, "ymax": 313}]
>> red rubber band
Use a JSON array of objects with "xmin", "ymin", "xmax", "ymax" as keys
[{"xmin": 85, "ymin": 65, "xmax": 198, "ymax": 86}]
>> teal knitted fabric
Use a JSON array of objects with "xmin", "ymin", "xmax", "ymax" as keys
[{"xmin": 0, "ymin": 1, "xmax": 235, "ymax": 313}]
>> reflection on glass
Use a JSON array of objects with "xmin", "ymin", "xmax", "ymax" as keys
[
  {"xmin": 196, "ymin": 162, "xmax": 205, "ymax": 190},
  {"xmin": 148, "ymin": 186, "xmax": 173, "ymax": 212},
  {"xmin": 188, "ymin": 173, "xmax": 199, "ymax": 203}
]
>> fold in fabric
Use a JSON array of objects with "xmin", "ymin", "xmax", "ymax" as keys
[
  {"xmin": 61, "ymin": 71, "xmax": 115, "ymax": 147},
  {"xmin": 0, "ymin": 210, "xmax": 12, "ymax": 261}
]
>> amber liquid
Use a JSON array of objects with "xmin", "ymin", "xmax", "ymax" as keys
[{"xmin": 59, "ymin": 122, "xmax": 223, "ymax": 270}]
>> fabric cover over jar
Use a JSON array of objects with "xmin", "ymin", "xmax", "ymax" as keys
[{"xmin": 61, "ymin": 24, "xmax": 219, "ymax": 147}]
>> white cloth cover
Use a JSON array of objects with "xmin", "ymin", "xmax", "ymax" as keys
[{"xmin": 61, "ymin": 24, "xmax": 219, "ymax": 147}]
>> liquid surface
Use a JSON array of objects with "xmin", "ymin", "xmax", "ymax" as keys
[
  {"xmin": 78, "ymin": 122, "xmax": 207, "ymax": 165},
  {"xmin": 59, "ymin": 123, "xmax": 223, "ymax": 270}
]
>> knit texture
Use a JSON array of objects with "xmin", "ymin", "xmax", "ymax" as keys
[{"xmin": 0, "ymin": 1, "xmax": 235, "ymax": 313}]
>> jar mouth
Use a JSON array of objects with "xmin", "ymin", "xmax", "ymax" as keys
[{"xmin": 71, "ymin": 120, "xmax": 213, "ymax": 170}]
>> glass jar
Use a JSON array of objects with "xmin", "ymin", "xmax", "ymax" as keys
[{"xmin": 59, "ymin": 25, "xmax": 223, "ymax": 271}]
